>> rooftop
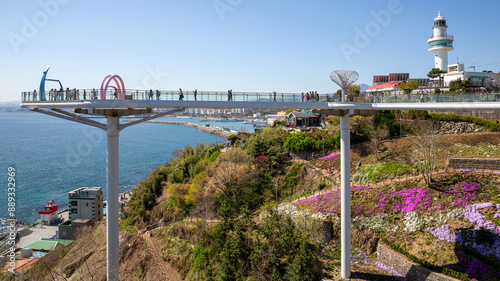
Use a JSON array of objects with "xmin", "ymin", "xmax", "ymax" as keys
[{"xmin": 24, "ymin": 238, "xmax": 74, "ymax": 251}]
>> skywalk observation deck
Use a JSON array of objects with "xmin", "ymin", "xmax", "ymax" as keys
[
  {"xmin": 22, "ymin": 89, "xmax": 500, "ymax": 103},
  {"xmin": 21, "ymin": 89, "xmax": 500, "ymax": 116}
]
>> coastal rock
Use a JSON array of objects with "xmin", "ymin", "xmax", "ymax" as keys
[
  {"xmin": 145, "ymin": 120, "xmax": 233, "ymax": 139},
  {"xmin": 435, "ymin": 121, "xmax": 484, "ymax": 134}
]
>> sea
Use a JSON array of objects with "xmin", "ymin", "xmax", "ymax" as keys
[{"xmin": 0, "ymin": 111, "xmax": 255, "ymax": 223}]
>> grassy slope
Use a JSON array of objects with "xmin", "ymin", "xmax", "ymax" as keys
[{"xmin": 19, "ymin": 222, "xmax": 164, "ymax": 280}]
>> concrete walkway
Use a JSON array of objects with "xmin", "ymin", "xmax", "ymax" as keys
[{"xmin": 16, "ymin": 225, "xmax": 58, "ymax": 249}]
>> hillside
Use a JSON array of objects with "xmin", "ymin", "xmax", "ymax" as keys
[
  {"xmin": 7, "ymin": 222, "xmax": 167, "ymax": 280},
  {"xmin": 15, "ymin": 111, "xmax": 500, "ymax": 280}
]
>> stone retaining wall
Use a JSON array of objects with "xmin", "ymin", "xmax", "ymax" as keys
[
  {"xmin": 448, "ymin": 158, "xmax": 500, "ymax": 171},
  {"xmin": 377, "ymin": 243, "xmax": 460, "ymax": 281},
  {"xmin": 428, "ymin": 110, "xmax": 500, "ymax": 120}
]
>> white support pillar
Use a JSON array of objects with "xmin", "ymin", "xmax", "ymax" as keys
[
  {"xmin": 106, "ymin": 117, "xmax": 120, "ymax": 281},
  {"xmin": 340, "ymin": 112, "xmax": 351, "ymax": 279}
]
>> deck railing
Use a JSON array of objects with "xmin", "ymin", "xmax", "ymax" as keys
[{"xmin": 21, "ymin": 90, "xmax": 500, "ymax": 103}]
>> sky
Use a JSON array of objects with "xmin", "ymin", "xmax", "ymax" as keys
[{"xmin": 1, "ymin": 0, "xmax": 499, "ymax": 101}]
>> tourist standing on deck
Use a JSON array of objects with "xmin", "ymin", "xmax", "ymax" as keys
[
  {"xmin": 228, "ymin": 89, "xmax": 231, "ymax": 101},
  {"xmin": 113, "ymin": 89, "xmax": 118, "ymax": 99},
  {"xmin": 33, "ymin": 89, "xmax": 37, "ymax": 101},
  {"xmin": 83, "ymin": 90, "xmax": 87, "ymax": 100},
  {"xmin": 301, "ymin": 92, "xmax": 304, "ymax": 102},
  {"xmin": 148, "ymin": 89, "xmax": 153, "ymax": 100},
  {"xmin": 306, "ymin": 92, "xmax": 310, "ymax": 102},
  {"xmin": 156, "ymin": 89, "xmax": 160, "ymax": 100},
  {"xmin": 179, "ymin": 88, "xmax": 184, "ymax": 100},
  {"xmin": 194, "ymin": 89, "xmax": 197, "ymax": 101},
  {"xmin": 273, "ymin": 91, "xmax": 277, "ymax": 102}
]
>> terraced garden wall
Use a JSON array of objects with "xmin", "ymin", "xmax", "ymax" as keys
[
  {"xmin": 447, "ymin": 158, "xmax": 500, "ymax": 171},
  {"xmin": 377, "ymin": 243, "xmax": 460, "ymax": 281}
]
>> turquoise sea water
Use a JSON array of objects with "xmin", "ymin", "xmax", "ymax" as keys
[{"xmin": 0, "ymin": 112, "xmax": 238, "ymax": 222}]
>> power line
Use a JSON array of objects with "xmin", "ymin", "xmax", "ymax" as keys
[{"xmin": 473, "ymin": 61, "xmax": 500, "ymax": 68}]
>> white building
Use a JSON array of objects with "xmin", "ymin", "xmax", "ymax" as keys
[
  {"xmin": 68, "ymin": 187, "xmax": 104, "ymax": 222},
  {"xmin": 428, "ymin": 11, "xmax": 454, "ymax": 71},
  {"xmin": 443, "ymin": 63, "xmax": 500, "ymax": 89}
]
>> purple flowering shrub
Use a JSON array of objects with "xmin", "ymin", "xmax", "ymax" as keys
[
  {"xmin": 446, "ymin": 177, "xmax": 481, "ymax": 208},
  {"xmin": 255, "ymin": 154, "xmax": 269, "ymax": 165},
  {"xmin": 461, "ymin": 203, "xmax": 495, "ymax": 230},
  {"xmin": 493, "ymin": 204, "xmax": 500, "ymax": 219},
  {"xmin": 456, "ymin": 204, "xmax": 500, "ymax": 260},
  {"xmin": 446, "ymin": 255, "xmax": 500, "ymax": 281},
  {"xmin": 314, "ymin": 153, "xmax": 339, "ymax": 174},
  {"xmin": 362, "ymin": 187, "xmax": 433, "ymax": 216},
  {"xmin": 428, "ymin": 225, "xmax": 456, "ymax": 243},
  {"xmin": 375, "ymin": 262, "xmax": 407, "ymax": 280},
  {"xmin": 428, "ymin": 203, "xmax": 500, "ymax": 262},
  {"xmin": 351, "ymin": 248, "xmax": 371, "ymax": 265},
  {"xmin": 293, "ymin": 186, "xmax": 370, "ymax": 215}
]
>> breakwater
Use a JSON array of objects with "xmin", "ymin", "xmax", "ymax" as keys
[{"xmin": 145, "ymin": 120, "xmax": 233, "ymax": 139}]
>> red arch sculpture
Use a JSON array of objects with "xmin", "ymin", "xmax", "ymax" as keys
[{"xmin": 100, "ymin": 75, "xmax": 125, "ymax": 100}]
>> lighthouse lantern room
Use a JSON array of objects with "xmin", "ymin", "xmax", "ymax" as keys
[{"xmin": 428, "ymin": 11, "xmax": 454, "ymax": 71}]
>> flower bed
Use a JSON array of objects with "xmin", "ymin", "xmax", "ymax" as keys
[
  {"xmin": 292, "ymin": 173, "xmax": 500, "ymax": 280},
  {"xmin": 313, "ymin": 153, "xmax": 339, "ymax": 174}
]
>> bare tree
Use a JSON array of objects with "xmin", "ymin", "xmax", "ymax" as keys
[
  {"xmin": 365, "ymin": 118, "xmax": 389, "ymax": 161},
  {"xmin": 412, "ymin": 120, "xmax": 439, "ymax": 187}
]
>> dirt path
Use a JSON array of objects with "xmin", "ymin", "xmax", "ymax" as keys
[{"xmin": 143, "ymin": 233, "xmax": 183, "ymax": 281}]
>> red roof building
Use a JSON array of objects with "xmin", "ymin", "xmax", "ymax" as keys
[
  {"xmin": 39, "ymin": 200, "xmax": 58, "ymax": 225},
  {"xmin": 366, "ymin": 81, "xmax": 404, "ymax": 92}
]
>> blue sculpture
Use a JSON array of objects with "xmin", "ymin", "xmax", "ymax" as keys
[{"xmin": 39, "ymin": 66, "xmax": 63, "ymax": 101}]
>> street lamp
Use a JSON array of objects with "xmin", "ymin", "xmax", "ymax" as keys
[
  {"xmin": 330, "ymin": 70, "xmax": 359, "ymax": 279},
  {"xmin": 400, "ymin": 116, "xmax": 402, "ymax": 138}
]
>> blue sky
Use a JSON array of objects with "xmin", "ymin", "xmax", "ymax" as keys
[{"xmin": 1, "ymin": 0, "xmax": 499, "ymax": 101}]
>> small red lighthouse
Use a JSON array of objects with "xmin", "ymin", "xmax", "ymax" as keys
[{"xmin": 39, "ymin": 200, "xmax": 58, "ymax": 225}]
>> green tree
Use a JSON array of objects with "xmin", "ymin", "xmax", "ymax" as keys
[
  {"xmin": 399, "ymin": 80, "xmax": 419, "ymax": 94},
  {"xmin": 434, "ymin": 87, "xmax": 441, "ymax": 94},
  {"xmin": 283, "ymin": 132, "xmax": 319, "ymax": 152},
  {"xmin": 373, "ymin": 110, "xmax": 399, "ymax": 136},
  {"xmin": 449, "ymin": 78, "xmax": 471, "ymax": 93},
  {"xmin": 427, "ymin": 68, "xmax": 447, "ymax": 86},
  {"xmin": 348, "ymin": 84, "xmax": 361, "ymax": 96},
  {"xmin": 336, "ymin": 89, "xmax": 342, "ymax": 96}
]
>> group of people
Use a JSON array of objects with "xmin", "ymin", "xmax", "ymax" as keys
[
  {"xmin": 28, "ymin": 88, "xmax": 332, "ymax": 102},
  {"xmin": 30, "ymin": 88, "xmax": 100, "ymax": 101},
  {"xmin": 147, "ymin": 89, "xmax": 162, "ymax": 100},
  {"xmin": 301, "ymin": 91, "xmax": 320, "ymax": 102}
]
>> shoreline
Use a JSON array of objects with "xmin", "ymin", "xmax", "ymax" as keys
[{"xmin": 142, "ymin": 120, "xmax": 234, "ymax": 139}]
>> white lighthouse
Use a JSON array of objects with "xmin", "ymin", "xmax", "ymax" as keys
[{"xmin": 428, "ymin": 11, "xmax": 454, "ymax": 71}]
